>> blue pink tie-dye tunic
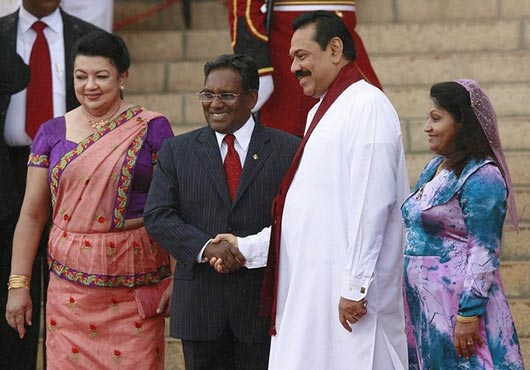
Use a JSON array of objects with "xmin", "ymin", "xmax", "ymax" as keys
[{"xmin": 401, "ymin": 156, "xmax": 524, "ymax": 370}]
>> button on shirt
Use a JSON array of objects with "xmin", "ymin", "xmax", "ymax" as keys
[{"xmin": 4, "ymin": 6, "xmax": 65, "ymax": 147}]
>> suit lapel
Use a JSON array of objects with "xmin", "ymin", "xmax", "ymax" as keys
[
  {"xmin": 61, "ymin": 10, "xmax": 77, "ymax": 111},
  {"xmin": 2, "ymin": 12, "xmax": 18, "ymax": 51},
  {"xmin": 195, "ymin": 128, "xmax": 232, "ymax": 208},
  {"xmin": 233, "ymin": 123, "xmax": 272, "ymax": 204},
  {"xmin": 0, "ymin": 12, "xmax": 19, "ymax": 136}
]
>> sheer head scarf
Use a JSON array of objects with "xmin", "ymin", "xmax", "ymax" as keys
[{"xmin": 456, "ymin": 78, "xmax": 519, "ymax": 231}]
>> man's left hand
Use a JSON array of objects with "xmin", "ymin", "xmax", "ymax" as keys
[{"xmin": 338, "ymin": 296, "xmax": 367, "ymax": 332}]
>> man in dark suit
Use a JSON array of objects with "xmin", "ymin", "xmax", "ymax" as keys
[
  {"xmin": 144, "ymin": 54, "xmax": 300, "ymax": 370},
  {"xmin": 0, "ymin": 2, "xmax": 100, "ymax": 369}
]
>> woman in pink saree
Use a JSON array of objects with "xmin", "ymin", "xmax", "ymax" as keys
[{"xmin": 6, "ymin": 31, "xmax": 174, "ymax": 369}]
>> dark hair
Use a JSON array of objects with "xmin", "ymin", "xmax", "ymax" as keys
[
  {"xmin": 430, "ymin": 81, "xmax": 493, "ymax": 176},
  {"xmin": 292, "ymin": 11, "xmax": 356, "ymax": 61},
  {"xmin": 71, "ymin": 31, "xmax": 130, "ymax": 73},
  {"xmin": 203, "ymin": 54, "xmax": 259, "ymax": 92}
]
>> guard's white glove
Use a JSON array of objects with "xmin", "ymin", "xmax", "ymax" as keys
[{"xmin": 252, "ymin": 75, "xmax": 274, "ymax": 113}]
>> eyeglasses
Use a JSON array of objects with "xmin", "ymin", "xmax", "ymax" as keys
[{"xmin": 197, "ymin": 91, "xmax": 241, "ymax": 103}]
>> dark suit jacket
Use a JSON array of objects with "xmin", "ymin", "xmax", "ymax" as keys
[
  {"xmin": 0, "ymin": 52, "xmax": 29, "ymax": 223},
  {"xmin": 0, "ymin": 8, "xmax": 100, "ymax": 222},
  {"xmin": 144, "ymin": 122, "xmax": 300, "ymax": 342}
]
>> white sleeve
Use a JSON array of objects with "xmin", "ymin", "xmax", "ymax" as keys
[
  {"xmin": 252, "ymin": 75, "xmax": 274, "ymax": 113},
  {"xmin": 341, "ymin": 94, "xmax": 402, "ymax": 301},
  {"xmin": 196, "ymin": 239, "xmax": 211, "ymax": 263},
  {"xmin": 237, "ymin": 226, "xmax": 271, "ymax": 268},
  {"xmin": 60, "ymin": 0, "xmax": 114, "ymax": 32}
]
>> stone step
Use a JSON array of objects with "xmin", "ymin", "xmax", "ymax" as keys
[
  {"xmin": 357, "ymin": 0, "xmax": 530, "ymax": 24},
  {"xmin": 509, "ymin": 299, "xmax": 530, "ymax": 338},
  {"xmin": 387, "ymin": 82, "xmax": 530, "ymax": 119},
  {"xmin": 127, "ymin": 80, "xmax": 530, "ymax": 127},
  {"xmin": 119, "ymin": 16, "xmax": 528, "ymax": 63},
  {"xmin": 114, "ymin": 0, "xmax": 228, "ymax": 31},
  {"xmin": 357, "ymin": 19, "xmax": 527, "ymax": 55},
  {"xmin": 127, "ymin": 51, "xmax": 530, "ymax": 95},
  {"xmin": 113, "ymin": 0, "xmax": 530, "ymax": 31},
  {"xmin": 503, "ymin": 225, "xmax": 530, "ymax": 260},
  {"xmin": 372, "ymin": 51, "xmax": 530, "ymax": 86},
  {"xmin": 522, "ymin": 338, "xmax": 530, "ymax": 370},
  {"xmin": 120, "ymin": 30, "xmax": 231, "ymax": 62},
  {"xmin": 501, "ymin": 261, "xmax": 530, "ymax": 298},
  {"xmin": 165, "ymin": 338, "xmax": 184, "ymax": 370}
]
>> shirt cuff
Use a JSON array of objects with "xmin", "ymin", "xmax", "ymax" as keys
[
  {"xmin": 458, "ymin": 292, "xmax": 488, "ymax": 317},
  {"xmin": 196, "ymin": 239, "xmax": 211, "ymax": 263},
  {"xmin": 341, "ymin": 275, "xmax": 370, "ymax": 301},
  {"xmin": 237, "ymin": 236, "xmax": 268, "ymax": 269}
]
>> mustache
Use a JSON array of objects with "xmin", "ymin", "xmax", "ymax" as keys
[{"xmin": 295, "ymin": 70, "xmax": 311, "ymax": 79}]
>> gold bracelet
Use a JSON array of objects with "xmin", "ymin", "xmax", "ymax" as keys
[
  {"xmin": 8, "ymin": 274, "xmax": 31, "ymax": 290},
  {"xmin": 8, "ymin": 281, "xmax": 31, "ymax": 290},
  {"xmin": 8, "ymin": 274, "xmax": 31, "ymax": 282},
  {"xmin": 456, "ymin": 315, "xmax": 479, "ymax": 323}
]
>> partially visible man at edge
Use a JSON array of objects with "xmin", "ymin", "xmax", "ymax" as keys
[
  {"xmin": 0, "ymin": 1, "xmax": 101, "ymax": 369},
  {"xmin": 211, "ymin": 11, "xmax": 409, "ymax": 369}
]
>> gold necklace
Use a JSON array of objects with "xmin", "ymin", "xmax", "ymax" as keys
[
  {"xmin": 85, "ymin": 104, "xmax": 122, "ymax": 131},
  {"xmin": 88, "ymin": 118, "xmax": 111, "ymax": 130}
]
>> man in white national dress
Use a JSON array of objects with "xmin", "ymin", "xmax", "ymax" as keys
[{"xmin": 211, "ymin": 11, "xmax": 409, "ymax": 370}]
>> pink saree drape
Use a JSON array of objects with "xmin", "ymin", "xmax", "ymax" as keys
[{"xmin": 45, "ymin": 107, "xmax": 170, "ymax": 370}]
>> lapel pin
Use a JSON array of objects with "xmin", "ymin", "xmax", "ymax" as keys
[{"xmin": 252, "ymin": 154, "xmax": 259, "ymax": 160}]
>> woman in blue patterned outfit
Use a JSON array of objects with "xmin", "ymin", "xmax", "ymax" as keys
[{"xmin": 401, "ymin": 79, "xmax": 524, "ymax": 369}]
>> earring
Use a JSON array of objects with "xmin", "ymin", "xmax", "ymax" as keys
[{"xmin": 120, "ymin": 85, "xmax": 125, "ymax": 90}]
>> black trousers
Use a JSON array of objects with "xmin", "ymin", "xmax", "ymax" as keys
[
  {"xmin": 0, "ymin": 146, "xmax": 49, "ymax": 370},
  {"xmin": 181, "ymin": 324, "xmax": 270, "ymax": 370}
]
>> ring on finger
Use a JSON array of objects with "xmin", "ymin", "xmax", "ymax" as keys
[{"xmin": 466, "ymin": 339, "xmax": 473, "ymax": 346}]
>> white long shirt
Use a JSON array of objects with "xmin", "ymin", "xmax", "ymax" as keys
[{"xmin": 239, "ymin": 80, "xmax": 409, "ymax": 369}]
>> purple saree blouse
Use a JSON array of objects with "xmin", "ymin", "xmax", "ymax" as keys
[{"xmin": 28, "ymin": 107, "xmax": 174, "ymax": 219}]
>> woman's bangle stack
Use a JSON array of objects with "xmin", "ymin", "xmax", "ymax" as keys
[
  {"xmin": 8, "ymin": 274, "xmax": 31, "ymax": 290},
  {"xmin": 456, "ymin": 315, "xmax": 479, "ymax": 323}
]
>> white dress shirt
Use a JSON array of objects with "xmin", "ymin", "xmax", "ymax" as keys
[
  {"xmin": 197, "ymin": 116, "xmax": 256, "ymax": 262},
  {"xmin": 214, "ymin": 115, "xmax": 254, "ymax": 166},
  {"xmin": 4, "ymin": 6, "xmax": 66, "ymax": 147},
  {"xmin": 61, "ymin": 0, "xmax": 114, "ymax": 32}
]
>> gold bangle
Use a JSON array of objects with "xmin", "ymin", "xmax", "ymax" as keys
[
  {"xmin": 8, "ymin": 274, "xmax": 31, "ymax": 290},
  {"xmin": 8, "ymin": 275, "xmax": 31, "ymax": 282},
  {"xmin": 456, "ymin": 315, "xmax": 479, "ymax": 323},
  {"xmin": 8, "ymin": 281, "xmax": 31, "ymax": 290}
]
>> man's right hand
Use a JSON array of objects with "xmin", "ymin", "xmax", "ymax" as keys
[{"xmin": 203, "ymin": 239, "xmax": 245, "ymax": 273}]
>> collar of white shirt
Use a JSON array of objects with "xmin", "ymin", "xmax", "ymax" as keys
[
  {"xmin": 215, "ymin": 115, "xmax": 255, "ymax": 165},
  {"xmin": 19, "ymin": 5, "xmax": 62, "ymax": 34}
]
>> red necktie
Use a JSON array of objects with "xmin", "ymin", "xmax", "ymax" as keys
[
  {"xmin": 26, "ymin": 21, "xmax": 53, "ymax": 139},
  {"xmin": 223, "ymin": 134, "xmax": 242, "ymax": 201}
]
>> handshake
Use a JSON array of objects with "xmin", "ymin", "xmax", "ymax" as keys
[{"xmin": 203, "ymin": 234, "xmax": 243, "ymax": 273}]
